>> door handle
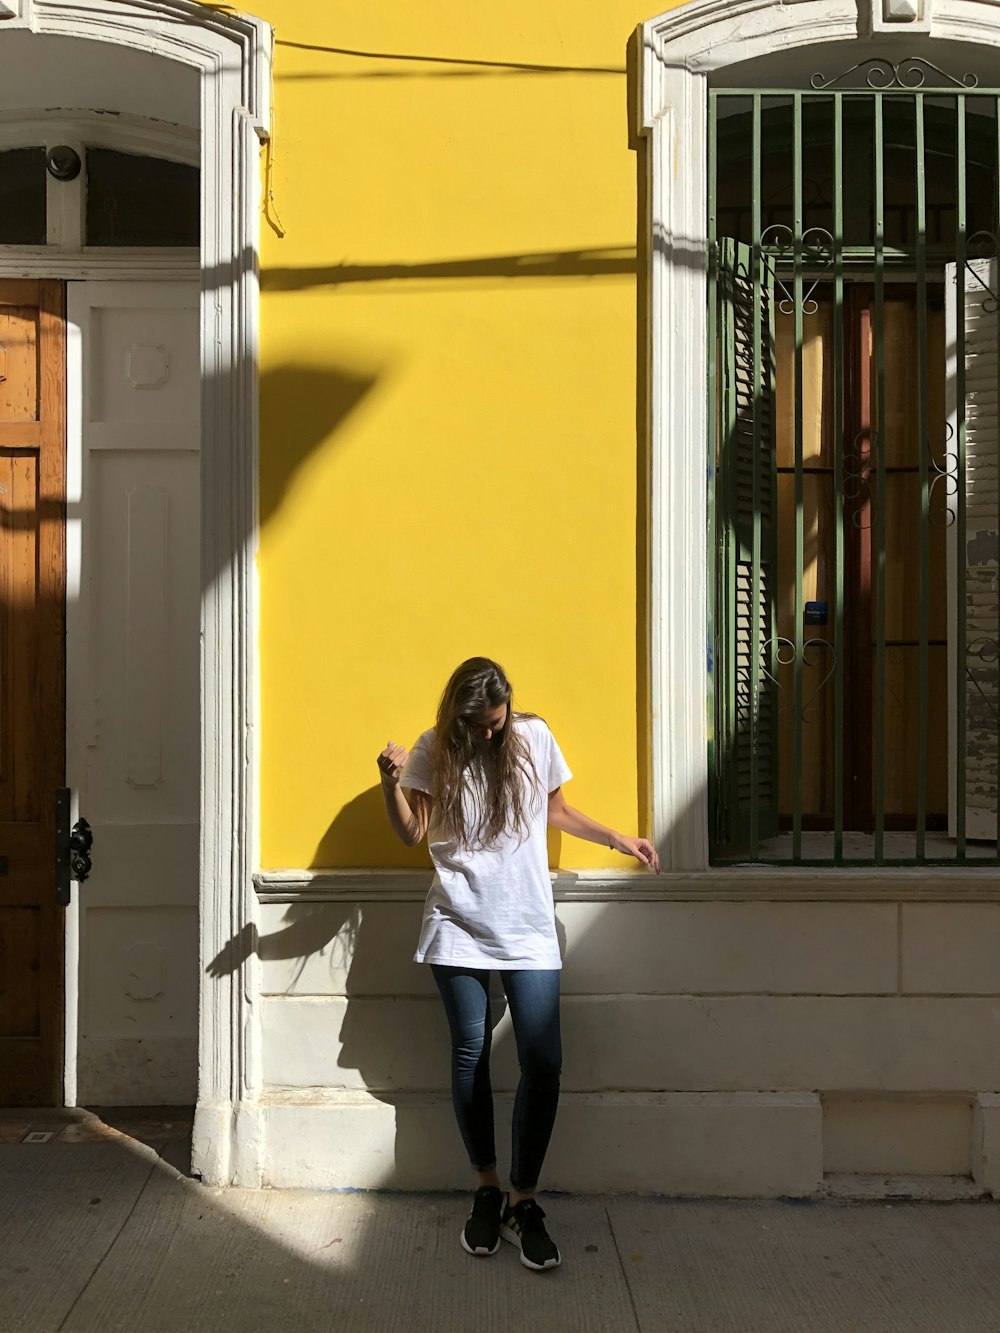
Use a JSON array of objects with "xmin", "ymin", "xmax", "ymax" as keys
[{"xmin": 55, "ymin": 788, "xmax": 93, "ymax": 905}]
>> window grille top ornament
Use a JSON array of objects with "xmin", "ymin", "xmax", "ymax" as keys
[{"xmin": 810, "ymin": 57, "xmax": 977, "ymax": 90}]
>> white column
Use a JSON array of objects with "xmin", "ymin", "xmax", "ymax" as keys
[{"xmin": 644, "ymin": 56, "xmax": 711, "ymax": 871}]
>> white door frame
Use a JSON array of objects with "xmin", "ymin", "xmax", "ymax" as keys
[
  {"xmin": 638, "ymin": 0, "xmax": 1000, "ymax": 872},
  {"xmin": 0, "ymin": 1, "xmax": 271, "ymax": 1184}
]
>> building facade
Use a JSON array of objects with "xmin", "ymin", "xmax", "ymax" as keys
[{"xmin": 2, "ymin": 0, "xmax": 1000, "ymax": 1197}]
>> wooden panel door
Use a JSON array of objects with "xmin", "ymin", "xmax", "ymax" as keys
[{"xmin": 0, "ymin": 281, "xmax": 66, "ymax": 1106}]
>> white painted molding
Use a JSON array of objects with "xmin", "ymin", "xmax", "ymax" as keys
[
  {"xmin": 641, "ymin": 0, "xmax": 857, "ymax": 97},
  {"xmin": 254, "ymin": 867, "xmax": 1000, "ymax": 903},
  {"xmin": 6, "ymin": 0, "xmax": 272, "ymax": 1186},
  {"xmin": 0, "ymin": 2, "xmax": 20, "ymax": 19},
  {"xmin": 874, "ymin": 0, "xmax": 932, "ymax": 34},
  {"xmin": 31, "ymin": 1, "xmax": 272, "ymax": 134},
  {"xmin": 0, "ymin": 110, "xmax": 199, "ymax": 162},
  {"xmin": 934, "ymin": 0, "xmax": 1000, "ymax": 47},
  {"xmin": 637, "ymin": 0, "xmax": 1000, "ymax": 873},
  {"xmin": 646, "ymin": 68, "xmax": 711, "ymax": 873},
  {"xmin": 0, "ymin": 249, "xmax": 199, "ymax": 280}
]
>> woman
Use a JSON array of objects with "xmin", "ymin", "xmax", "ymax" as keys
[{"xmin": 377, "ymin": 657, "xmax": 660, "ymax": 1271}]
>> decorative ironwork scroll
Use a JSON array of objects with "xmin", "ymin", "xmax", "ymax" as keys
[
  {"xmin": 759, "ymin": 225, "xmax": 834, "ymax": 316},
  {"xmin": 765, "ymin": 636, "xmax": 837, "ymax": 724},
  {"xmin": 845, "ymin": 430, "xmax": 876, "ymax": 531},
  {"xmin": 810, "ymin": 57, "xmax": 978, "ymax": 92},
  {"xmin": 929, "ymin": 420, "xmax": 958, "ymax": 529},
  {"xmin": 966, "ymin": 232, "xmax": 999, "ymax": 314},
  {"xmin": 966, "ymin": 637, "xmax": 1000, "ymax": 722}
]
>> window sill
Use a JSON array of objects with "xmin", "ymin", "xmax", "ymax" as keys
[{"xmin": 254, "ymin": 867, "xmax": 1000, "ymax": 903}]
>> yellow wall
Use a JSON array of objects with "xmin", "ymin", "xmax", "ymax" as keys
[{"xmin": 250, "ymin": 1, "xmax": 676, "ymax": 869}]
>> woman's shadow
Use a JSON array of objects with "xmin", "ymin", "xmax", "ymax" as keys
[{"xmin": 207, "ymin": 784, "xmax": 567, "ymax": 1186}]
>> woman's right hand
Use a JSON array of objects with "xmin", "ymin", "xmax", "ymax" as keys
[{"xmin": 377, "ymin": 741, "xmax": 409, "ymax": 788}]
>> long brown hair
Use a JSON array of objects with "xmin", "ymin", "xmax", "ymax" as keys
[{"xmin": 430, "ymin": 657, "xmax": 543, "ymax": 850}]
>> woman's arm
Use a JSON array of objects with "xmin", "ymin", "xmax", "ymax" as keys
[
  {"xmin": 547, "ymin": 787, "xmax": 660, "ymax": 872},
  {"xmin": 377, "ymin": 742, "xmax": 433, "ymax": 846}
]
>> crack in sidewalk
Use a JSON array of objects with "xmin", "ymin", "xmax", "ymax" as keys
[{"xmin": 606, "ymin": 1204, "xmax": 643, "ymax": 1332}]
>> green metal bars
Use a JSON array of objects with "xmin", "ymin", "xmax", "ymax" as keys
[
  {"xmin": 873, "ymin": 92, "xmax": 886, "ymax": 865},
  {"xmin": 709, "ymin": 77, "xmax": 1000, "ymax": 865},
  {"xmin": 833, "ymin": 96, "xmax": 845, "ymax": 862}
]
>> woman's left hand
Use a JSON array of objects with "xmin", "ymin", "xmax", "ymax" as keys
[{"xmin": 610, "ymin": 833, "xmax": 661, "ymax": 873}]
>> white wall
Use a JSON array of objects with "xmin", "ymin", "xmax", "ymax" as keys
[{"xmin": 253, "ymin": 895, "xmax": 1000, "ymax": 1195}]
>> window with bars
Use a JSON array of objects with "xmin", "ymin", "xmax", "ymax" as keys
[{"xmin": 708, "ymin": 59, "xmax": 1000, "ymax": 865}]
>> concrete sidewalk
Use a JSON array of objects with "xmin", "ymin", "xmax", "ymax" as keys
[{"xmin": 2, "ymin": 1110, "xmax": 1000, "ymax": 1333}]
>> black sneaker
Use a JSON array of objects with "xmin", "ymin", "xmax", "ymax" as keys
[
  {"xmin": 460, "ymin": 1185, "xmax": 503, "ymax": 1256},
  {"xmin": 500, "ymin": 1196, "xmax": 561, "ymax": 1270}
]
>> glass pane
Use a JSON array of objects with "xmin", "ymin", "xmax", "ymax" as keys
[
  {"xmin": 0, "ymin": 148, "xmax": 46, "ymax": 245},
  {"xmin": 86, "ymin": 149, "xmax": 199, "ymax": 247}
]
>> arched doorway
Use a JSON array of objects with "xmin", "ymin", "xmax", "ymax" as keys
[{"xmin": 0, "ymin": 2, "xmax": 270, "ymax": 1187}]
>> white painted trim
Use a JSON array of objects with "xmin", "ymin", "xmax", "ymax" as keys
[
  {"xmin": 63, "ymin": 300, "xmax": 84, "ymax": 1109},
  {"xmin": 873, "ymin": 0, "xmax": 933, "ymax": 34},
  {"xmin": 254, "ymin": 867, "xmax": 1000, "ymax": 903},
  {"xmin": 638, "ymin": 0, "xmax": 1000, "ymax": 872},
  {"xmin": 0, "ymin": 110, "xmax": 199, "ymax": 162},
  {"xmin": 31, "ymin": 1, "xmax": 272, "ymax": 130},
  {"xmin": 641, "ymin": 0, "xmax": 856, "ymax": 88},
  {"xmin": 62, "ymin": 894, "xmax": 79, "ymax": 1104},
  {"xmin": 46, "ymin": 140, "xmax": 84, "ymax": 251},
  {"xmin": 646, "ymin": 69, "xmax": 711, "ymax": 872},
  {"xmin": 7, "ymin": 0, "xmax": 272, "ymax": 1185},
  {"xmin": 0, "ymin": 250, "xmax": 199, "ymax": 280}
]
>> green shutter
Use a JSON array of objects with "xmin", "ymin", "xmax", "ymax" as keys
[{"xmin": 715, "ymin": 238, "xmax": 779, "ymax": 855}]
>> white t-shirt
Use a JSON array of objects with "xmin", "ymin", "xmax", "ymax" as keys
[{"xmin": 399, "ymin": 714, "xmax": 572, "ymax": 970}]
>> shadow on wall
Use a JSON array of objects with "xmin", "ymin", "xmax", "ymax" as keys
[
  {"xmin": 209, "ymin": 886, "xmax": 578, "ymax": 1188},
  {"xmin": 207, "ymin": 776, "xmax": 703, "ymax": 1193},
  {"xmin": 311, "ymin": 784, "xmax": 566, "ymax": 869},
  {"xmin": 258, "ymin": 363, "xmax": 382, "ymax": 530},
  {"xmin": 274, "ymin": 36, "xmax": 626, "ymax": 79},
  {"xmin": 259, "ymin": 247, "xmax": 638, "ymax": 293}
]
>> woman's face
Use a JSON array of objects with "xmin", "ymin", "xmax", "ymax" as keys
[{"xmin": 468, "ymin": 703, "xmax": 508, "ymax": 744}]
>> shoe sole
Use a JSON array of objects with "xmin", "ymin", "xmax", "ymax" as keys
[
  {"xmin": 460, "ymin": 1228, "xmax": 500, "ymax": 1256},
  {"xmin": 500, "ymin": 1223, "xmax": 561, "ymax": 1270}
]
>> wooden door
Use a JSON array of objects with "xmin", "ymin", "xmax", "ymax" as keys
[
  {"xmin": 0, "ymin": 281, "xmax": 66, "ymax": 1105},
  {"xmin": 771, "ymin": 283, "xmax": 948, "ymax": 832}
]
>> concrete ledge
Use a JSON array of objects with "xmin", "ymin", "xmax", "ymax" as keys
[
  {"xmin": 255, "ymin": 867, "xmax": 1000, "ymax": 902},
  {"xmin": 259, "ymin": 1090, "xmax": 822, "ymax": 1196},
  {"xmin": 822, "ymin": 1174, "xmax": 987, "ymax": 1201}
]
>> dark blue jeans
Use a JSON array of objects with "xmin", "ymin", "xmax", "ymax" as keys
[{"xmin": 431, "ymin": 965, "xmax": 562, "ymax": 1193}]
